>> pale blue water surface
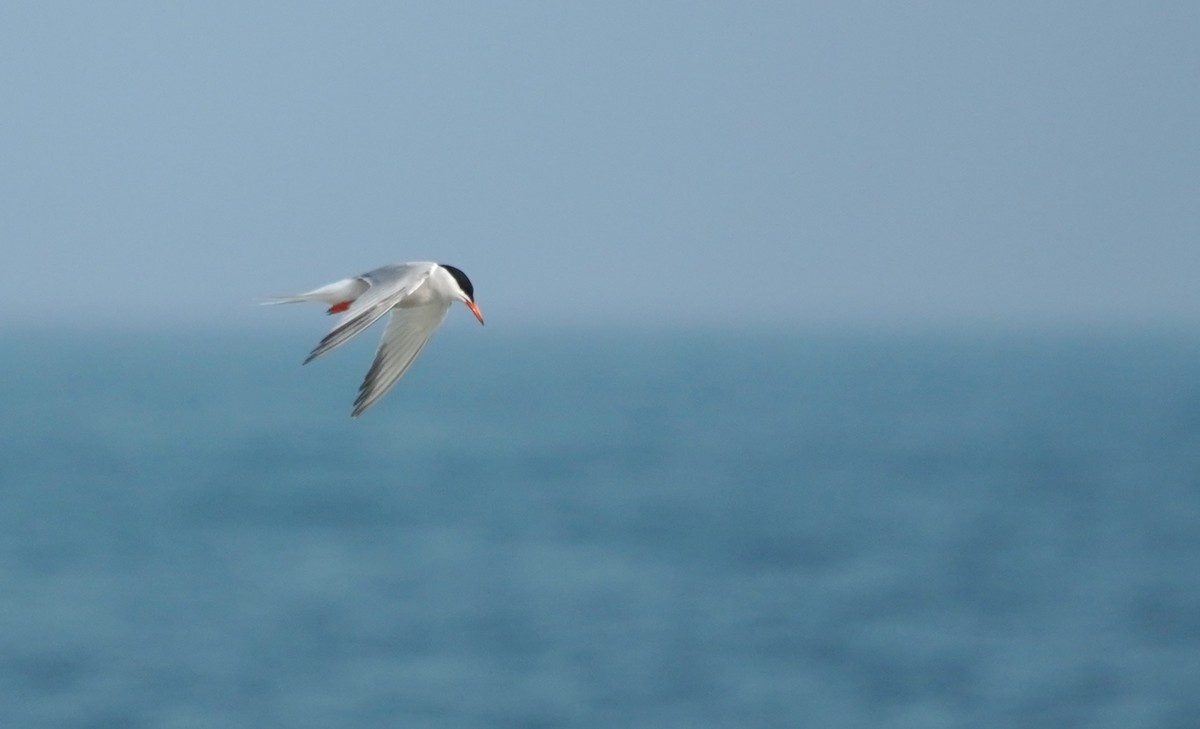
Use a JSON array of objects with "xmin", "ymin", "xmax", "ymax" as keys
[{"xmin": 1, "ymin": 327, "xmax": 1198, "ymax": 728}]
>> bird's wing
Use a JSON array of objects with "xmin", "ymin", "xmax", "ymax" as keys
[
  {"xmin": 304, "ymin": 263, "xmax": 436, "ymax": 364},
  {"xmin": 351, "ymin": 301, "xmax": 451, "ymax": 416}
]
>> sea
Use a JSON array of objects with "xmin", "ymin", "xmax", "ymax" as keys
[{"xmin": 1, "ymin": 325, "xmax": 1198, "ymax": 728}]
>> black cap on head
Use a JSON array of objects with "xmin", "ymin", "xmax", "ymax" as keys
[{"xmin": 439, "ymin": 264, "xmax": 475, "ymax": 301}]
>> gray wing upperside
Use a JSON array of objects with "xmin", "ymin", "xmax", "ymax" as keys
[{"xmin": 303, "ymin": 263, "xmax": 435, "ymax": 364}]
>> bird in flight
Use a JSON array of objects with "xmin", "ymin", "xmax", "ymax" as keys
[{"xmin": 265, "ymin": 262, "xmax": 484, "ymax": 416}]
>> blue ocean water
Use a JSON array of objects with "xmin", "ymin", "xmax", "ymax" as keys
[{"xmin": 1, "ymin": 327, "xmax": 1198, "ymax": 728}]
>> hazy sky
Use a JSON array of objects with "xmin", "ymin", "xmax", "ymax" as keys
[{"xmin": 2, "ymin": 2, "xmax": 1197, "ymax": 330}]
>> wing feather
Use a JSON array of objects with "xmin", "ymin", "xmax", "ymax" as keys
[
  {"xmin": 303, "ymin": 263, "xmax": 435, "ymax": 364},
  {"xmin": 351, "ymin": 302, "xmax": 451, "ymax": 416}
]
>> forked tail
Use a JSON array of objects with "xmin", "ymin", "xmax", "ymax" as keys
[{"xmin": 259, "ymin": 276, "xmax": 370, "ymax": 314}]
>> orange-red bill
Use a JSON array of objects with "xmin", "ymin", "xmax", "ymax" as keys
[
  {"xmin": 326, "ymin": 301, "xmax": 352, "ymax": 315},
  {"xmin": 466, "ymin": 300, "xmax": 485, "ymax": 325}
]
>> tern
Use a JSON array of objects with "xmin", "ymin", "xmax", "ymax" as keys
[{"xmin": 265, "ymin": 262, "xmax": 484, "ymax": 417}]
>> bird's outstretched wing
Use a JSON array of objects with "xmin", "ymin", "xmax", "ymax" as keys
[
  {"xmin": 303, "ymin": 263, "xmax": 436, "ymax": 364},
  {"xmin": 352, "ymin": 301, "xmax": 451, "ymax": 416}
]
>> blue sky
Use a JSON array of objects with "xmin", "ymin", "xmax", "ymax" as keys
[{"xmin": 2, "ymin": 2, "xmax": 1197, "ymax": 330}]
